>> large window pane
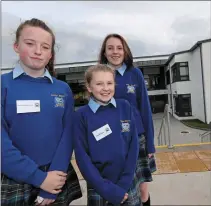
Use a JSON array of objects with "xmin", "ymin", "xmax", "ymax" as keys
[{"xmin": 180, "ymin": 66, "xmax": 189, "ymax": 76}]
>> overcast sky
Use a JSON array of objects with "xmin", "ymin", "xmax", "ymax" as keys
[{"xmin": 2, "ymin": 1, "xmax": 211, "ymax": 68}]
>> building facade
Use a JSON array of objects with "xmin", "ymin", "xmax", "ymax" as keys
[
  {"xmin": 1, "ymin": 39, "xmax": 210, "ymax": 123},
  {"xmin": 166, "ymin": 39, "xmax": 211, "ymax": 124}
]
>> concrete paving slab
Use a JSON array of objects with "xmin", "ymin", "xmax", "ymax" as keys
[
  {"xmin": 70, "ymin": 172, "xmax": 211, "ymax": 205},
  {"xmin": 153, "ymin": 113, "xmax": 209, "ymax": 146},
  {"xmin": 173, "ymin": 151, "xmax": 208, "ymax": 173},
  {"xmin": 195, "ymin": 150, "xmax": 211, "ymax": 170},
  {"xmin": 153, "ymin": 152, "xmax": 179, "ymax": 174},
  {"xmin": 150, "ymin": 171, "xmax": 211, "ymax": 205}
]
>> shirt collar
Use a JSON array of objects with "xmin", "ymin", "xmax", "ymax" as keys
[
  {"xmin": 88, "ymin": 97, "xmax": 117, "ymax": 113},
  {"xmin": 13, "ymin": 64, "xmax": 53, "ymax": 83},
  {"xmin": 116, "ymin": 63, "xmax": 127, "ymax": 76}
]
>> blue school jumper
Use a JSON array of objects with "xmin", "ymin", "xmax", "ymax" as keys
[
  {"xmin": 114, "ymin": 63, "xmax": 155, "ymax": 154},
  {"xmin": 73, "ymin": 97, "xmax": 139, "ymax": 205},
  {"xmin": 1, "ymin": 64, "xmax": 74, "ymax": 200}
]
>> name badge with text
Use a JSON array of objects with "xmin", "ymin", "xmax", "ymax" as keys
[
  {"xmin": 92, "ymin": 124, "xmax": 112, "ymax": 141},
  {"xmin": 16, "ymin": 100, "xmax": 40, "ymax": 114}
]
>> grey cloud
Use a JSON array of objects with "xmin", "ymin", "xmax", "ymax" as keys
[
  {"xmin": 55, "ymin": 30, "xmax": 148, "ymax": 63},
  {"xmin": 171, "ymin": 16, "xmax": 210, "ymax": 36},
  {"xmin": 1, "ymin": 12, "xmax": 148, "ymax": 67},
  {"xmin": 171, "ymin": 16, "xmax": 211, "ymax": 51}
]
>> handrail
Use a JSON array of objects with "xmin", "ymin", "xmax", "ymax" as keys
[
  {"xmin": 200, "ymin": 131, "xmax": 211, "ymax": 143},
  {"xmin": 157, "ymin": 104, "xmax": 174, "ymax": 148}
]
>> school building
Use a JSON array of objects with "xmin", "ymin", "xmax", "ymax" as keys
[{"xmin": 1, "ymin": 39, "xmax": 210, "ymax": 124}]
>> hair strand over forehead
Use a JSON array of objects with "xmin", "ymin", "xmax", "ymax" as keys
[
  {"xmin": 98, "ymin": 33, "xmax": 134, "ymax": 69},
  {"xmin": 15, "ymin": 18, "xmax": 56, "ymax": 77},
  {"xmin": 85, "ymin": 64, "xmax": 115, "ymax": 85}
]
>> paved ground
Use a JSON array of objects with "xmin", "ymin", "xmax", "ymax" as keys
[
  {"xmin": 149, "ymin": 171, "xmax": 211, "ymax": 205},
  {"xmin": 71, "ymin": 172, "xmax": 211, "ymax": 206},
  {"xmin": 153, "ymin": 113, "xmax": 209, "ymax": 146},
  {"xmin": 70, "ymin": 146, "xmax": 211, "ymax": 205}
]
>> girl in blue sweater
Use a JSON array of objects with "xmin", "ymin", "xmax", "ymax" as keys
[
  {"xmin": 98, "ymin": 34, "xmax": 157, "ymax": 206},
  {"xmin": 73, "ymin": 64, "xmax": 140, "ymax": 206},
  {"xmin": 1, "ymin": 18, "xmax": 82, "ymax": 205}
]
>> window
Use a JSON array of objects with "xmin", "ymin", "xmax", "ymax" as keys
[
  {"xmin": 171, "ymin": 62, "xmax": 189, "ymax": 83},
  {"xmin": 166, "ymin": 70, "xmax": 170, "ymax": 85},
  {"xmin": 174, "ymin": 94, "xmax": 192, "ymax": 117}
]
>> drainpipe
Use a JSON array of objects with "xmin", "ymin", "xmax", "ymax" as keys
[
  {"xmin": 169, "ymin": 65, "xmax": 174, "ymax": 114},
  {"xmin": 199, "ymin": 45, "xmax": 207, "ymax": 123}
]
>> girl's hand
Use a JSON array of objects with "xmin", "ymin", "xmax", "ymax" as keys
[
  {"xmin": 121, "ymin": 193, "xmax": 128, "ymax": 204},
  {"xmin": 40, "ymin": 171, "xmax": 67, "ymax": 194},
  {"xmin": 35, "ymin": 197, "xmax": 55, "ymax": 205},
  {"xmin": 148, "ymin": 153, "xmax": 153, "ymax": 158}
]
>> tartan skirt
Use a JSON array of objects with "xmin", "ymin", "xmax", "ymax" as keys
[
  {"xmin": 87, "ymin": 175, "xmax": 141, "ymax": 206},
  {"xmin": 135, "ymin": 134, "xmax": 157, "ymax": 184},
  {"xmin": 1, "ymin": 163, "xmax": 82, "ymax": 206}
]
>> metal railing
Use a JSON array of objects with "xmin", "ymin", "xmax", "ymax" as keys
[
  {"xmin": 157, "ymin": 104, "xmax": 174, "ymax": 148},
  {"xmin": 200, "ymin": 131, "xmax": 211, "ymax": 143}
]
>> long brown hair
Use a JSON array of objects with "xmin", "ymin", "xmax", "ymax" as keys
[
  {"xmin": 98, "ymin": 33, "xmax": 134, "ymax": 69},
  {"xmin": 15, "ymin": 18, "xmax": 56, "ymax": 76}
]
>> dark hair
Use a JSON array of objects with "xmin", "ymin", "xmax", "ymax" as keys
[
  {"xmin": 15, "ymin": 18, "xmax": 56, "ymax": 76},
  {"xmin": 98, "ymin": 33, "xmax": 134, "ymax": 69}
]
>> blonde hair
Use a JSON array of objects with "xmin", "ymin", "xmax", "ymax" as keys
[
  {"xmin": 85, "ymin": 64, "xmax": 115, "ymax": 85},
  {"xmin": 84, "ymin": 64, "xmax": 115, "ymax": 98}
]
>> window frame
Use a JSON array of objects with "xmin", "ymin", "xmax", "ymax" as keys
[{"xmin": 171, "ymin": 62, "xmax": 190, "ymax": 83}]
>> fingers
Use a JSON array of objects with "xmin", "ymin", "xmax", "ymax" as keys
[
  {"xmin": 55, "ymin": 184, "xmax": 64, "ymax": 190},
  {"xmin": 55, "ymin": 171, "xmax": 67, "ymax": 177},
  {"xmin": 59, "ymin": 176, "xmax": 66, "ymax": 184},
  {"xmin": 148, "ymin": 153, "xmax": 153, "ymax": 158},
  {"xmin": 39, "ymin": 199, "xmax": 55, "ymax": 205},
  {"xmin": 121, "ymin": 193, "xmax": 128, "ymax": 203},
  {"xmin": 51, "ymin": 189, "xmax": 62, "ymax": 194}
]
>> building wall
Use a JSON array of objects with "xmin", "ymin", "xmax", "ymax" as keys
[
  {"xmin": 168, "ymin": 53, "xmax": 191, "ymax": 115},
  {"xmin": 189, "ymin": 46, "xmax": 205, "ymax": 122},
  {"xmin": 168, "ymin": 44, "xmax": 211, "ymax": 123},
  {"xmin": 175, "ymin": 52, "xmax": 190, "ymax": 63},
  {"xmin": 202, "ymin": 42, "xmax": 211, "ymax": 124},
  {"xmin": 1, "ymin": 69, "xmax": 11, "ymax": 74}
]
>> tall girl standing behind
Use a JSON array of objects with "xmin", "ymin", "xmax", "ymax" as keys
[{"xmin": 98, "ymin": 33, "xmax": 157, "ymax": 206}]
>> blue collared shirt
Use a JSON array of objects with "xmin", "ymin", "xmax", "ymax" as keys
[
  {"xmin": 116, "ymin": 63, "xmax": 127, "ymax": 76},
  {"xmin": 88, "ymin": 97, "xmax": 117, "ymax": 113},
  {"xmin": 13, "ymin": 64, "xmax": 53, "ymax": 83}
]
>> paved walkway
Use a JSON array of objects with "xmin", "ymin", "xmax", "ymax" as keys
[
  {"xmin": 70, "ymin": 145, "xmax": 211, "ymax": 205},
  {"xmin": 153, "ymin": 113, "xmax": 209, "ymax": 146}
]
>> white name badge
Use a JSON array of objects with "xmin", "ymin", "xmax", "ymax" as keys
[
  {"xmin": 16, "ymin": 100, "xmax": 40, "ymax": 114},
  {"xmin": 92, "ymin": 124, "xmax": 112, "ymax": 141}
]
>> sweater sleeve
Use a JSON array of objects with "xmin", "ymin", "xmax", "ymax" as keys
[
  {"xmin": 39, "ymin": 85, "xmax": 75, "ymax": 199},
  {"xmin": 73, "ymin": 111, "xmax": 126, "ymax": 205},
  {"xmin": 116, "ymin": 106, "xmax": 139, "ymax": 190},
  {"xmin": 136, "ymin": 68, "xmax": 155, "ymax": 153},
  {"xmin": 1, "ymin": 87, "xmax": 47, "ymax": 187}
]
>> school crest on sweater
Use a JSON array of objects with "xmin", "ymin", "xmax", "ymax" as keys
[
  {"xmin": 121, "ymin": 120, "xmax": 130, "ymax": 132},
  {"xmin": 54, "ymin": 96, "xmax": 64, "ymax": 108},
  {"xmin": 126, "ymin": 84, "xmax": 136, "ymax": 94}
]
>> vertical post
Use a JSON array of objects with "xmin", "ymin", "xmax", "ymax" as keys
[
  {"xmin": 163, "ymin": 118, "xmax": 167, "ymax": 145},
  {"xmin": 158, "ymin": 131, "xmax": 161, "ymax": 145},
  {"xmin": 166, "ymin": 104, "xmax": 174, "ymax": 148}
]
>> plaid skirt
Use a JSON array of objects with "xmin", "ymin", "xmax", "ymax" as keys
[
  {"xmin": 135, "ymin": 134, "xmax": 157, "ymax": 184},
  {"xmin": 87, "ymin": 176, "xmax": 141, "ymax": 206},
  {"xmin": 1, "ymin": 163, "xmax": 82, "ymax": 206}
]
